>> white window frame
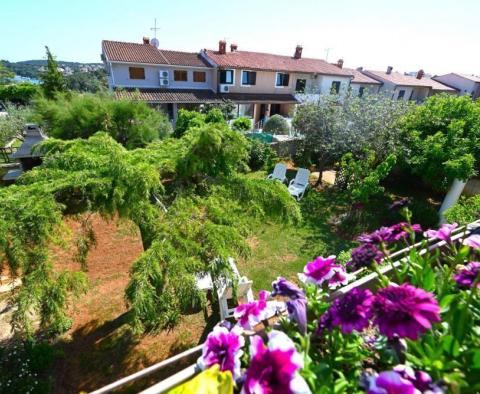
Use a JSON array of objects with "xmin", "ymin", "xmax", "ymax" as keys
[
  {"xmin": 241, "ymin": 70, "xmax": 257, "ymax": 87},
  {"xmin": 275, "ymin": 72, "xmax": 290, "ymax": 88},
  {"xmin": 220, "ymin": 69, "xmax": 235, "ymax": 86}
]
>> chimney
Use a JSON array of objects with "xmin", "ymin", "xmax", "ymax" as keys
[
  {"xmin": 294, "ymin": 45, "xmax": 303, "ymax": 59},
  {"xmin": 336, "ymin": 59, "xmax": 344, "ymax": 69},
  {"xmin": 356, "ymin": 66, "xmax": 363, "ymax": 71},
  {"xmin": 386, "ymin": 66, "xmax": 393, "ymax": 74},
  {"xmin": 142, "ymin": 36, "xmax": 150, "ymax": 45},
  {"xmin": 416, "ymin": 69, "xmax": 425, "ymax": 79},
  {"xmin": 218, "ymin": 40, "xmax": 226, "ymax": 54},
  {"xmin": 230, "ymin": 43, "xmax": 238, "ymax": 52}
]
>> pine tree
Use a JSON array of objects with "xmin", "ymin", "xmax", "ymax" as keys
[
  {"xmin": 40, "ymin": 46, "xmax": 66, "ymax": 98},
  {"xmin": 0, "ymin": 62, "xmax": 15, "ymax": 84}
]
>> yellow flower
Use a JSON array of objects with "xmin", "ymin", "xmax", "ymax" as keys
[{"xmin": 168, "ymin": 365, "xmax": 233, "ymax": 394}]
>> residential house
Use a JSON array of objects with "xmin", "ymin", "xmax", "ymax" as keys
[
  {"xmin": 343, "ymin": 66, "xmax": 381, "ymax": 96},
  {"xmin": 362, "ymin": 67, "xmax": 457, "ymax": 102},
  {"xmin": 432, "ymin": 73, "xmax": 480, "ymax": 99},
  {"xmin": 101, "ymin": 38, "xmax": 223, "ymax": 120},
  {"xmin": 201, "ymin": 41, "xmax": 354, "ymax": 125}
]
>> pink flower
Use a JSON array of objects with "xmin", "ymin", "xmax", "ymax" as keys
[
  {"xmin": 198, "ymin": 324, "xmax": 244, "ymax": 379},
  {"xmin": 234, "ymin": 290, "xmax": 270, "ymax": 329},
  {"xmin": 463, "ymin": 234, "xmax": 480, "ymax": 249},
  {"xmin": 424, "ymin": 223, "xmax": 458, "ymax": 243},
  {"xmin": 243, "ymin": 331, "xmax": 311, "ymax": 394},
  {"xmin": 453, "ymin": 262, "xmax": 480, "ymax": 289},
  {"xmin": 298, "ymin": 255, "xmax": 350, "ymax": 288}
]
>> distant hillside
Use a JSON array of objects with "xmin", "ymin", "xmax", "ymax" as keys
[{"xmin": 1, "ymin": 59, "xmax": 104, "ymax": 78}]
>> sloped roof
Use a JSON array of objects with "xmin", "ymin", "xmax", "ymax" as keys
[
  {"xmin": 204, "ymin": 49, "xmax": 354, "ymax": 76},
  {"xmin": 115, "ymin": 88, "xmax": 222, "ymax": 103},
  {"xmin": 364, "ymin": 70, "xmax": 455, "ymax": 90},
  {"xmin": 455, "ymin": 73, "xmax": 480, "ymax": 83},
  {"xmin": 102, "ymin": 40, "xmax": 211, "ymax": 68},
  {"xmin": 219, "ymin": 93, "xmax": 298, "ymax": 103},
  {"xmin": 344, "ymin": 68, "xmax": 381, "ymax": 85}
]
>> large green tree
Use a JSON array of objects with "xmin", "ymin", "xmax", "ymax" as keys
[
  {"xmin": 401, "ymin": 94, "xmax": 480, "ymax": 191},
  {"xmin": 0, "ymin": 62, "xmax": 15, "ymax": 84},
  {"xmin": 39, "ymin": 46, "xmax": 66, "ymax": 99}
]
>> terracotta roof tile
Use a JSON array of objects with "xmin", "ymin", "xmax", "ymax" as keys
[
  {"xmin": 364, "ymin": 70, "xmax": 455, "ymax": 90},
  {"xmin": 102, "ymin": 40, "xmax": 211, "ymax": 68},
  {"xmin": 204, "ymin": 49, "xmax": 353, "ymax": 76},
  {"xmin": 344, "ymin": 68, "xmax": 381, "ymax": 85},
  {"xmin": 115, "ymin": 88, "xmax": 222, "ymax": 103}
]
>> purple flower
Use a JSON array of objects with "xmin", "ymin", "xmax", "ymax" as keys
[
  {"xmin": 328, "ymin": 288, "xmax": 374, "ymax": 334},
  {"xmin": 389, "ymin": 222, "xmax": 422, "ymax": 242},
  {"xmin": 366, "ymin": 371, "xmax": 417, "ymax": 394},
  {"xmin": 392, "ymin": 365, "xmax": 444, "ymax": 393},
  {"xmin": 347, "ymin": 243, "xmax": 383, "ymax": 271},
  {"xmin": 453, "ymin": 262, "xmax": 480, "ymax": 289},
  {"xmin": 272, "ymin": 277, "xmax": 305, "ymax": 300},
  {"xmin": 315, "ymin": 309, "xmax": 334, "ymax": 336},
  {"xmin": 373, "ymin": 284, "xmax": 441, "ymax": 340},
  {"xmin": 424, "ymin": 223, "xmax": 458, "ymax": 243},
  {"xmin": 286, "ymin": 298, "xmax": 307, "ymax": 334},
  {"xmin": 234, "ymin": 290, "xmax": 270, "ymax": 330},
  {"xmin": 358, "ymin": 227, "xmax": 394, "ymax": 244},
  {"xmin": 244, "ymin": 331, "xmax": 311, "ymax": 394},
  {"xmin": 389, "ymin": 198, "xmax": 410, "ymax": 211},
  {"xmin": 198, "ymin": 324, "xmax": 244, "ymax": 379},
  {"xmin": 298, "ymin": 255, "xmax": 350, "ymax": 288},
  {"xmin": 463, "ymin": 234, "xmax": 480, "ymax": 249}
]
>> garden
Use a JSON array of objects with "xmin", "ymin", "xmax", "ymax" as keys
[{"xmin": 0, "ymin": 49, "xmax": 479, "ymax": 393}]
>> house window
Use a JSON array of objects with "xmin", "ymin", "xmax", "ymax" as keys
[
  {"xmin": 358, "ymin": 86, "xmax": 365, "ymax": 97},
  {"xmin": 276, "ymin": 73, "xmax": 290, "ymax": 87},
  {"xmin": 295, "ymin": 79, "xmax": 306, "ymax": 93},
  {"xmin": 193, "ymin": 71, "xmax": 206, "ymax": 83},
  {"xmin": 129, "ymin": 67, "xmax": 145, "ymax": 80},
  {"xmin": 174, "ymin": 70, "xmax": 188, "ymax": 82},
  {"xmin": 397, "ymin": 89, "xmax": 405, "ymax": 100},
  {"xmin": 241, "ymin": 70, "xmax": 257, "ymax": 86},
  {"xmin": 331, "ymin": 81, "xmax": 341, "ymax": 94},
  {"xmin": 237, "ymin": 104, "xmax": 254, "ymax": 118},
  {"xmin": 220, "ymin": 69, "xmax": 234, "ymax": 85}
]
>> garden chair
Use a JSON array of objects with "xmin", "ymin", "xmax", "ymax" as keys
[
  {"xmin": 266, "ymin": 163, "xmax": 287, "ymax": 184},
  {"xmin": 218, "ymin": 276, "xmax": 254, "ymax": 321},
  {"xmin": 288, "ymin": 168, "xmax": 310, "ymax": 201}
]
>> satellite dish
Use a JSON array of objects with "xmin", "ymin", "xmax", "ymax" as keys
[{"xmin": 150, "ymin": 38, "xmax": 159, "ymax": 48}]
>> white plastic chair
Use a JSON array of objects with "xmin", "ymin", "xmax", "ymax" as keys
[
  {"xmin": 288, "ymin": 168, "xmax": 310, "ymax": 201},
  {"xmin": 266, "ymin": 163, "xmax": 287, "ymax": 184},
  {"xmin": 218, "ymin": 277, "xmax": 254, "ymax": 321}
]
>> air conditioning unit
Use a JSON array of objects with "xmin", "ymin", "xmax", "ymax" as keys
[
  {"xmin": 159, "ymin": 70, "xmax": 169, "ymax": 79},
  {"xmin": 160, "ymin": 78, "xmax": 169, "ymax": 87},
  {"xmin": 159, "ymin": 70, "xmax": 169, "ymax": 87},
  {"xmin": 219, "ymin": 84, "xmax": 230, "ymax": 93}
]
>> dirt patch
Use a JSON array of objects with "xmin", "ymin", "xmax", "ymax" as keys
[
  {"xmin": 280, "ymin": 253, "xmax": 297, "ymax": 263},
  {"xmin": 246, "ymin": 236, "xmax": 259, "ymax": 250}
]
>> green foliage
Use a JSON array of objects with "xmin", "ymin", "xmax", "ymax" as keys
[
  {"xmin": 401, "ymin": 94, "xmax": 480, "ymax": 191},
  {"xmin": 340, "ymin": 150, "xmax": 397, "ymax": 204},
  {"xmin": 232, "ymin": 116, "xmax": 252, "ymax": 131},
  {"xmin": 0, "ymin": 63, "xmax": 15, "ymax": 84},
  {"xmin": 174, "ymin": 109, "xmax": 205, "ymax": 138},
  {"xmin": 247, "ymin": 139, "xmax": 278, "ymax": 171},
  {"xmin": 65, "ymin": 69, "xmax": 107, "ymax": 93},
  {"xmin": 0, "ymin": 103, "xmax": 33, "ymax": 146},
  {"xmin": 444, "ymin": 194, "xmax": 480, "ymax": 224},
  {"xmin": 263, "ymin": 114, "xmax": 289, "ymax": 134},
  {"xmin": 0, "ymin": 82, "xmax": 39, "ymax": 105},
  {"xmin": 32, "ymin": 92, "xmax": 172, "ymax": 148},
  {"xmin": 200, "ymin": 100, "xmax": 236, "ymax": 120},
  {"xmin": 204, "ymin": 108, "xmax": 226, "ymax": 124},
  {"xmin": 293, "ymin": 92, "xmax": 411, "ymax": 172},
  {"xmin": 39, "ymin": 46, "xmax": 66, "ymax": 99},
  {"xmin": 177, "ymin": 123, "xmax": 249, "ymax": 179}
]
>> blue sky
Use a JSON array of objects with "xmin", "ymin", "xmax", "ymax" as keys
[{"xmin": 2, "ymin": 0, "xmax": 479, "ymax": 75}]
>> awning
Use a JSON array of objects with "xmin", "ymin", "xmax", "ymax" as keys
[
  {"xmin": 115, "ymin": 88, "xmax": 223, "ymax": 104},
  {"xmin": 219, "ymin": 93, "xmax": 298, "ymax": 104}
]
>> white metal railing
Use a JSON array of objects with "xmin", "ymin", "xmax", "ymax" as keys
[{"xmin": 91, "ymin": 219, "xmax": 480, "ymax": 394}]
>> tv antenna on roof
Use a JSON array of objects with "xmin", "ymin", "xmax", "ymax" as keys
[{"xmin": 150, "ymin": 18, "xmax": 161, "ymax": 48}]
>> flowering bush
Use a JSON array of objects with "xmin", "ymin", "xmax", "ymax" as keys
[{"xmin": 195, "ymin": 211, "xmax": 480, "ymax": 393}]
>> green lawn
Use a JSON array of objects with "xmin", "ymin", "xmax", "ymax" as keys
[{"xmin": 237, "ymin": 174, "xmax": 441, "ymax": 292}]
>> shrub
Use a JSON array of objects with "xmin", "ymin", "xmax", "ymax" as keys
[
  {"xmin": 263, "ymin": 114, "xmax": 289, "ymax": 134},
  {"xmin": 204, "ymin": 108, "xmax": 226, "ymax": 124},
  {"xmin": 444, "ymin": 194, "xmax": 480, "ymax": 224},
  {"xmin": 32, "ymin": 92, "xmax": 172, "ymax": 148},
  {"xmin": 232, "ymin": 117, "xmax": 252, "ymax": 132},
  {"xmin": 200, "ymin": 100, "xmax": 236, "ymax": 120},
  {"xmin": 0, "ymin": 103, "xmax": 33, "ymax": 146},
  {"xmin": 248, "ymin": 139, "xmax": 277, "ymax": 171},
  {"xmin": 174, "ymin": 109, "xmax": 205, "ymax": 138},
  {"xmin": 0, "ymin": 83, "xmax": 39, "ymax": 105}
]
